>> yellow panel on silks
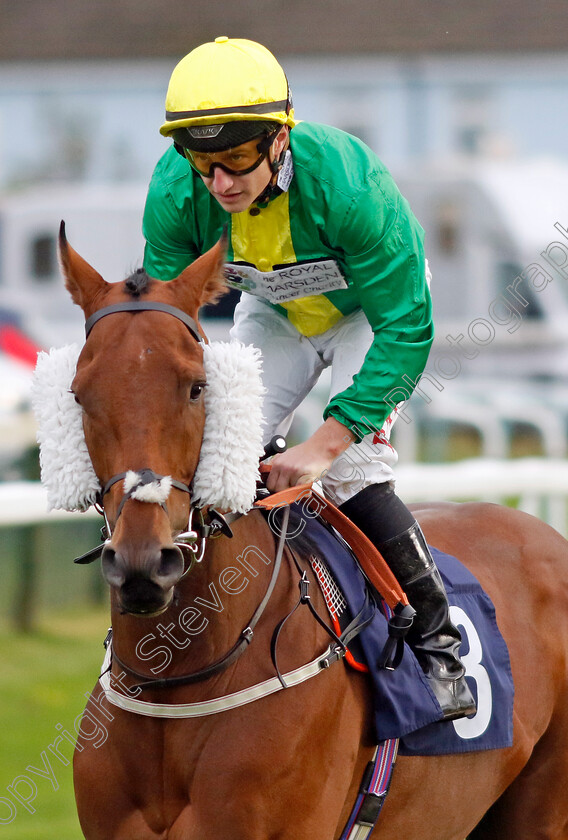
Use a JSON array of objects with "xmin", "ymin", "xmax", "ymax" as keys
[{"xmin": 230, "ymin": 191, "xmax": 344, "ymax": 337}]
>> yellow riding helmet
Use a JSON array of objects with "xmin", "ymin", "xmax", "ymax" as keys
[{"xmin": 160, "ymin": 36, "xmax": 295, "ymax": 137}]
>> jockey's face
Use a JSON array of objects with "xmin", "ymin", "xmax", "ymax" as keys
[{"xmin": 197, "ymin": 127, "xmax": 288, "ymax": 214}]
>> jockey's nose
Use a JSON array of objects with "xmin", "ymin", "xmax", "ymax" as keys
[{"xmin": 210, "ymin": 166, "xmax": 235, "ymax": 193}]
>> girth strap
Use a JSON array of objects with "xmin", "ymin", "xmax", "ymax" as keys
[{"xmin": 339, "ymin": 739, "xmax": 399, "ymax": 840}]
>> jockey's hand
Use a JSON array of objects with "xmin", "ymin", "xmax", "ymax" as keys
[{"xmin": 266, "ymin": 417, "xmax": 355, "ymax": 493}]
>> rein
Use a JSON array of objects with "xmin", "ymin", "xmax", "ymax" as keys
[
  {"xmin": 81, "ymin": 298, "xmax": 296, "ymax": 693},
  {"xmin": 78, "ymin": 300, "xmax": 406, "ymax": 731},
  {"xmin": 103, "ymin": 498, "xmax": 377, "ymax": 702}
]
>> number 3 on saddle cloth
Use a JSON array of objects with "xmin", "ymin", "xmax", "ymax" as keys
[{"xmin": 284, "ymin": 505, "xmax": 514, "ymax": 755}]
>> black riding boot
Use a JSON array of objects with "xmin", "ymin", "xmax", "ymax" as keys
[
  {"xmin": 340, "ymin": 484, "xmax": 476, "ymax": 721},
  {"xmin": 377, "ymin": 523, "xmax": 476, "ymax": 720}
]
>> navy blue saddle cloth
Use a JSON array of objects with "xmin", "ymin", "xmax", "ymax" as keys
[{"xmin": 284, "ymin": 504, "xmax": 514, "ymax": 756}]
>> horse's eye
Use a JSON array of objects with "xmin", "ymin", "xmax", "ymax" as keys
[
  {"xmin": 68, "ymin": 388, "xmax": 81, "ymax": 406},
  {"xmin": 189, "ymin": 383, "xmax": 206, "ymax": 402}
]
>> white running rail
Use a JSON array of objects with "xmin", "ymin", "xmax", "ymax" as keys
[{"xmin": 2, "ymin": 458, "xmax": 568, "ymax": 535}]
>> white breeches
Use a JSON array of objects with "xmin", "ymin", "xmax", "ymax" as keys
[{"xmin": 230, "ymin": 294, "xmax": 398, "ymax": 505}]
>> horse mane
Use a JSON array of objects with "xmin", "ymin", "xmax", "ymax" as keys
[{"xmin": 124, "ymin": 268, "xmax": 151, "ymax": 297}]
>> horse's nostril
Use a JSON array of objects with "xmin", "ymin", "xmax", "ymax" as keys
[
  {"xmin": 101, "ymin": 543, "xmax": 184, "ymax": 597},
  {"xmin": 156, "ymin": 546, "xmax": 185, "ymax": 586},
  {"xmin": 101, "ymin": 545, "xmax": 125, "ymax": 587}
]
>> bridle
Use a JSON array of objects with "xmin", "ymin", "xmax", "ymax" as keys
[
  {"xmin": 74, "ymin": 297, "xmax": 246, "ymax": 570},
  {"xmin": 79, "ymin": 300, "xmax": 210, "ymax": 568}
]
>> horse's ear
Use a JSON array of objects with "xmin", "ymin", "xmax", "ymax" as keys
[
  {"xmin": 169, "ymin": 233, "xmax": 228, "ymax": 312},
  {"xmin": 59, "ymin": 221, "xmax": 110, "ymax": 311}
]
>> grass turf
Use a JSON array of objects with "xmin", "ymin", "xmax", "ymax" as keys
[{"xmin": 0, "ymin": 607, "xmax": 110, "ymax": 839}]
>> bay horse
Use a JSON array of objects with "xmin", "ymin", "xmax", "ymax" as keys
[{"xmin": 58, "ymin": 226, "xmax": 568, "ymax": 840}]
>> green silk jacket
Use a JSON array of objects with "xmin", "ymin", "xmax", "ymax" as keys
[{"xmin": 143, "ymin": 121, "xmax": 434, "ymax": 440}]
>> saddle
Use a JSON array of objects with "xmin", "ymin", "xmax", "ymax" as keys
[
  {"xmin": 253, "ymin": 480, "xmax": 417, "ymax": 671},
  {"xmin": 255, "ymin": 484, "xmax": 514, "ymax": 757}
]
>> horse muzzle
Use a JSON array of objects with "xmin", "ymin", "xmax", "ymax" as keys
[{"xmin": 101, "ymin": 542, "xmax": 185, "ymax": 615}]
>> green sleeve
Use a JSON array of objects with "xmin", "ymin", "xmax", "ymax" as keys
[
  {"xmin": 323, "ymin": 170, "xmax": 434, "ymax": 440},
  {"xmin": 142, "ymin": 157, "xmax": 201, "ymax": 281}
]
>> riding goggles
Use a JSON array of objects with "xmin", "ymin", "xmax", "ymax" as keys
[{"xmin": 175, "ymin": 128, "xmax": 280, "ymax": 178}]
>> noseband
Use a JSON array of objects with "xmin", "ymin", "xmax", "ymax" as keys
[{"xmin": 99, "ymin": 469, "xmax": 192, "ymax": 521}]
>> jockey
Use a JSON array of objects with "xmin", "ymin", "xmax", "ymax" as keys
[{"xmin": 142, "ymin": 36, "xmax": 476, "ymax": 721}]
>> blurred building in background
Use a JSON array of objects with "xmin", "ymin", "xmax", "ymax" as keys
[
  {"xmin": 1, "ymin": 0, "xmax": 568, "ymax": 467},
  {"xmin": 1, "ymin": 36, "xmax": 568, "ymax": 188}
]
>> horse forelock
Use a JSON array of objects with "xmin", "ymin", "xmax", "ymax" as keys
[
  {"xmin": 124, "ymin": 268, "xmax": 152, "ymax": 297},
  {"xmin": 120, "ymin": 268, "xmax": 203, "ymax": 318}
]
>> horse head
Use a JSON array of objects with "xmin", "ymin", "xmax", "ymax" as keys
[{"xmin": 59, "ymin": 222, "xmax": 227, "ymax": 615}]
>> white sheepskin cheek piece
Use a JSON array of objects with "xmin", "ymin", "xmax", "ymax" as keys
[
  {"xmin": 31, "ymin": 345, "xmax": 101, "ymax": 512},
  {"xmin": 192, "ymin": 341, "xmax": 265, "ymax": 513},
  {"xmin": 31, "ymin": 340, "xmax": 265, "ymax": 516}
]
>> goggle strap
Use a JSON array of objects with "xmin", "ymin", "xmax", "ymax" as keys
[{"xmin": 257, "ymin": 127, "xmax": 281, "ymax": 155}]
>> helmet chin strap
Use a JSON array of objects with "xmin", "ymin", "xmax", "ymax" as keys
[
  {"xmin": 254, "ymin": 175, "xmax": 280, "ymax": 206},
  {"xmin": 254, "ymin": 134, "xmax": 290, "ymax": 205}
]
